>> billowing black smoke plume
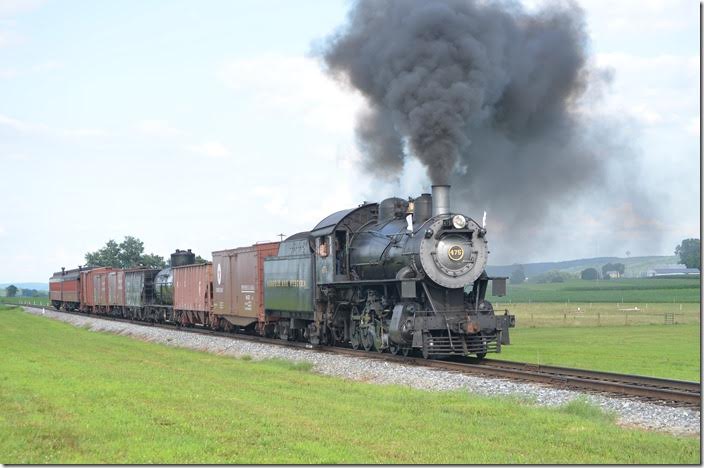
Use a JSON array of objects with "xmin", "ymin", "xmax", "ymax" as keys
[{"xmin": 319, "ymin": 0, "xmax": 659, "ymax": 260}]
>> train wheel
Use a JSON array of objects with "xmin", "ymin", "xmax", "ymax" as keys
[
  {"xmin": 362, "ymin": 330, "xmax": 375, "ymax": 352},
  {"xmin": 421, "ymin": 332, "xmax": 432, "ymax": 359},
  {"xmin": 400, "ymin": 347, "xmax": 411, "ymax": 357},
  {"xmin": 350, "ymin": 329, "xmax": 361, "ymax": 350},
  {"xmin": 389, "ymin": 343, "xmax": 400, "ymax": 355}
]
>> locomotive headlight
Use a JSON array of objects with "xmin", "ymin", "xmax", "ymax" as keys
[{"xmin": 452, "ymin": 215, "xmax": 467, "ymax": 229}]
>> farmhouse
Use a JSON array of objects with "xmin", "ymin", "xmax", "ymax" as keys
[{"xmin": 646, "ymin": 265, "xmax": 700, "ymax": 277}]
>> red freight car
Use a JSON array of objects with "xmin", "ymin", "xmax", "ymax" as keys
[
  {"xmin": 49, "ymin": 267, "xmax": 84, "ymax": 311},
  {"xmin": 81, "ymin": 267, "xmax": 124, "ymax": 313},
  {"xmin": 172, "ymin": 262, "xmax": 213, "ymax": 327},
  {"xmin": 212, "ymin": 242, "xmax": 279, "ymax": 333}
]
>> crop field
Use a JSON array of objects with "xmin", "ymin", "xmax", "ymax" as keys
[
  {"xmin": 487, "ymin": 277, "xmax": 700, "ymax": 303},
  {"xmin": 492, "ymin": 301, "xmax": 700, "ymax": 328},
  {"xmin": 501, "ymin": 324, "xmax": 700, "ymax": 381},
  {"xmin": 487, "ymin": 276, "xmax": 701, "ymax": 381},
  {"xmin": 0, "ymin": 306, "xmax": 698, "ymax": 464},
  {"xmin": 0, "ymin": 296, "xmax": 50, "ymax": 306}
]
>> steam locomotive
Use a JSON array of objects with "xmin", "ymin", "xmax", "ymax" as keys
[{"xmin": 50, "ymin": 184, "xmax": 514, "ymax": 359}]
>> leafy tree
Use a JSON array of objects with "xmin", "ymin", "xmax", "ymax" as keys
[
  {"xmin": 140, "ymin": 253, "xmax": 167, "ymax": 269},
  {"xmin": 118, "ymin": 236, "xmax": 145, "ymax": 268},
  {"xmin": 530, "ymin": 270, "xmax": 572, "ymax": 284},
  {"xmin": 5, "ymin": 285, "xmax": 18, "ymax": 297},
  {"xmin": 85, "ymin": 236, "xmax": 166, "ymax": 269},
  {"xmin": 85, "ymin": 239, "xmax": 120, "ymax": 267},
  {"xmin": 21, "ymin": 288, "xmax": 39, "ymax": 297},
  {"xmin": 675, "ymin": 238, "xmax": 701, "ymax": 270},
  {"xmin": 581, "ymin": 268, "xmax": 599, "ymax": 280},
  {"xmin": 195, "ymin": 255, "xmax": 208, "ymax": 264},
  {"xmin": 510, "ymin": 265, "xmax": 525, "ymax": 284}
]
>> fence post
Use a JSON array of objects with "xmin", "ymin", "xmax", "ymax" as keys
[
  {"xmin": 531, "ymin": 313, "xmax": 534, "ymax": 327},
  {"xmin": 625, "ymin": 311, "xmax": 628, "ymax": 326},
  {"xmin": 597, "ymin": 312, "xmax": 600, "ymax": 327}
]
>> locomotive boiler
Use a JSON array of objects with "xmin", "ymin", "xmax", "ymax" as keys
[{"xmin": 263, "ymin": 185, "xmax": 514, "ymax": 358}]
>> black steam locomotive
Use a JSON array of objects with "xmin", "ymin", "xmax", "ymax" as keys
[{"xmin": 263, "ymin": 184, "xmax": 514, "ymax": 358}]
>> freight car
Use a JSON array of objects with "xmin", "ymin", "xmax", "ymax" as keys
[{"xmin": 50, "ymin": 184, "xmax": 514, "ymax": 359}]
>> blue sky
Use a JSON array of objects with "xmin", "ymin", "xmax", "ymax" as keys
[{"xmin": 0, "ymin": 0, "xmax": 699, "ymax": 282}]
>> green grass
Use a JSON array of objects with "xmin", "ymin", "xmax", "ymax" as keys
[
  {"xmin": 0, "ymin": 306, "xmax": 699, "ymax": 464},
  {"xmin": 501, "ymin": 324, "xmax": 700, "ymax": 381},
  {"xmin": 493, "ymin": 301, "xmax": 700, "ymax": 328},
  {"xmin": 489, "ymin": 277, "xmax": 701, "ymax": 303},
  {"xmin": 0, "ymin": 296, "xmax": 50, "ymax": 306}
]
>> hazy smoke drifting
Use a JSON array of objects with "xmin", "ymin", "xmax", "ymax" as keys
[{"xmin": 319, "ymin": 0, "xmax": 661, "ymax": 260}]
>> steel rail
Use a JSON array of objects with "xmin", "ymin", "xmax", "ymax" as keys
[{"xmin": 19, "ymin": 305, "xmax": 701, "ymax": 408}]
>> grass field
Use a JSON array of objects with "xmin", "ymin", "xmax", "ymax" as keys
[
  {"xmin": 488, "ymin": 277, "xmax": 701, "ymax": 303},
  {"xmin": 501, "ymin": 324, "xmax": 700, "ymax": 381},
  {"xmin": 0, "ymin": 306, "xmax": 698, "ymax": 464},
  {"xmin": 493, "ymin": 301, "xmax": 700, "ymax": 328},
  {"xmin": 0, "ymin": 296, "xmax": 50, "ymax": 306}
]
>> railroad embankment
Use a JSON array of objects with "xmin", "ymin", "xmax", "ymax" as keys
[{"xmin": 1, "ymin": 305, "xmax": 699, "ymax": 464}]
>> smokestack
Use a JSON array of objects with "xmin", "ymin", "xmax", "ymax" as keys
[{"xmin": 432, "ymin": 185, "xmax": 450, "ymax": 216}]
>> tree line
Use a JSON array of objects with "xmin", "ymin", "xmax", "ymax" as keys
[
  {"xmin": 509, "ymin": 238, "xmax": 700, "ymax": 284},
  {"xmin": 3, "ymin": 285, "xmax": 48, "ymax": 298},
  {"xmin": 84, "ymin": 236, "xmax": 206, "ymax": 269}
]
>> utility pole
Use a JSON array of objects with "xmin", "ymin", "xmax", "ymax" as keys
[{"xmin": 277, "ymin": 233, "xmax": 286, "ymax": 242}]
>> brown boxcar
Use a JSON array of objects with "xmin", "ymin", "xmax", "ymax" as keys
[
  {"xmin": 107, "ymin": 270, "xmax": 126, "ymax": 307},
  {"xmin": 212, "ymin": 242, "xmax": 279, "ymax": 329},
  {"xmin": 173, "ymin": 263, "xmax": 212, "ymax": 313},
  {"xmin": 81, "ymin": 267, "xmax": 112, "ymax": 309}
]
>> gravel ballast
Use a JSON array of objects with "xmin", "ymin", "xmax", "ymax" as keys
[{"xmin": 22, "ymin": 307, "xmax": 700, "ymax": 436}]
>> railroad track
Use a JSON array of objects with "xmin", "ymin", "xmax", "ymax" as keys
[{"xmin": 19, "ymin": 304, "xmax": 701, "ymax": 408}]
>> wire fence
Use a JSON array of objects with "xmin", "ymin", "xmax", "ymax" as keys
[{"xmin": 493, "ymin": 301, "xmax": 700, "ymax": 328}]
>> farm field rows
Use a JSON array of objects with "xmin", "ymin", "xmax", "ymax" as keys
[
  {"xmin": 487, "ymin": 277, "xmax": 700, "ymax": 303},
  {"xmin": 0, "ymin": 297, "xmax": 50, "ymax": 306},
  {"xmin": 500, "ymin": 324, "xmax": 700, "ymax": 381},
  {"xmin": 0, "ymin": 306, "xmax": 698, "ymax": 464},
  {"xmin": 493, "ymin": 301, "xmax": 700, "ymax": 328}
]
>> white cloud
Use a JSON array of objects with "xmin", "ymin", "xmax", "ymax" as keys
[
  {"xmin": 0, "ymin": 0, "xmax": 44, "ymax": 18},
  {"xmin": 0, "ymin": 29, "xmax": 22, "ymax": 47},
  {"xmin": 685, "ymin": 117, "xmax": 699, "ymax": 136},
  {"xmin": 218, "ymin": 54, "xmax": 363, "ymax": 134},
  {"xmin": 60, "ymin": 128, "xmax": 109, "ymax": 138},
  {"xmin": 0, "ymin": 113, "xmax": 37, "ymax": 132},
  {"xmin": 626, "ymin": 104, "xmax": 663, "ymax": 126},
  {"xmin": 187, "ymin": 141, "xmax": 230, "ymax": 158},
  {"xmin": 588, "ymin": 53, "xmax": 698, "ymax": 129},
  {"xmin": 137, "ymin": 119, "xmax": 181, "ymax": 138},
  {"xmin": 31, "ymin": 60, "xmax": 63, "ymax": 72},
  {"xmin": 0, "ymin": 113, "xmax": 108, "ymax": 139},
  {"xmin": 1, "ymin": 153, "xmax": 29, "ymax": 161},
  {"xmin": 0, "ymin": 67, "xmax": 17, "ymax": 78}
]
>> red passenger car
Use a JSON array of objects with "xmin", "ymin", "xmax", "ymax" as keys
[{"xmin": 49, "ymin": 267, "xmax": 84, "ymax": 311}]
